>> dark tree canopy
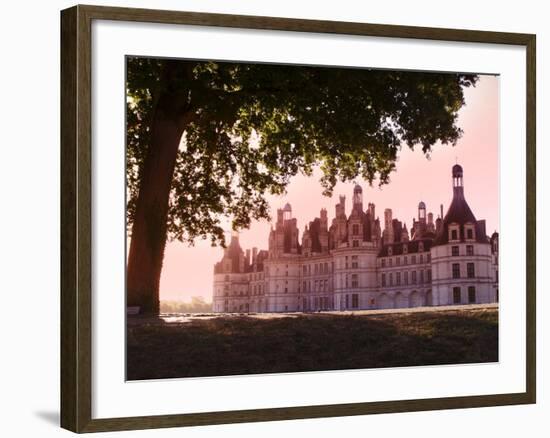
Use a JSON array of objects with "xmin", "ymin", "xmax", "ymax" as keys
[{"xmin": 127, "ymin": 58, "xmax": 477, "ymax": 248}]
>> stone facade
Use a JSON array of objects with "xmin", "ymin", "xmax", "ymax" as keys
[{"xmin": 212, "ymin": 164, "xmax": 499, "ymax": 313}]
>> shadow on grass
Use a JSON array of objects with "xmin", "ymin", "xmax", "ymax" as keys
[{"xmin": 127, "ymin": 310, "xmax": 498, "ymax": 380}]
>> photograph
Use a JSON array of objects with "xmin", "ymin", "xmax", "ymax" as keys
[{"xmin": 125, "ymin": 57, "xmax": 500, "ymax": 381}]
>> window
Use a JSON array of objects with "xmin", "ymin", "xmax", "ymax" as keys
[
  {"xmin": 352, "ymin": 240, "xmax": 359, "ymax": 248},
  {"xmin": 452, "ymin": 263, "xmax": 460, "ymax": 279},
  {"xmin": 389, "ymin": 258, "xmax": 393, "ymax": 267},
  {"xmin": 351, "ymin": 274, "xmax": 358, "ymax": 288},
  {"xmin": 284, "ymin": 287, "xmax": 288, "ymax": 293},
  {"xmin": 466, "ymin": 228, "xmax": 474, "ymax": 240},
  {"xmin": 324, "ymin": 262, "xmax": 328, "ymax": 273},
  {"xmin": 411, "ymin": 271, "xmax": 417, "ymax": 284},
  {"xmin": 419, "ymin": 242, "xmax": 424, "ymax": 252},
  {"xmin": 345, "ymin": 256, "xmax": 348, "ymax": 269},
  {"xmin": 404, "ymin": 271, "xmax": 409, "ymax": 285},
  {"xmin": 453, "ymin": 287, "xmax": 461, "ymax": 304},
  {"xmin": 427, "ymin": 253, "xmax": 431, "ymax": 263},
  {"xmin": 466, "ymin": 245, "xmax": 474, "ymax": 256},
  {"xmin": 381, "ymin": 273, "xmax": 386, "ymax": 287},
  {"xmin": 345, "ymin": 294, "xmax": 349, "ymax": 309},
  {"xmin": 303, "ymin": 265, "xmax": 307, "ymax": 275},
  {"xmin": 403, "ymin": 245, "xmax": 408, "ymax": 254},
  {"xmin": 451, "ymin": 229, "xmax": 458, "ymax": 240},
  {"xmin": 452, "ymin": 246, "xmax": 459, "ymax": 256},
  {"xmin": 396, "ymin": 272, "xmax": 401, "ymax": 285},
  {"xmin": 467, "ymin": 263, "xmax": 475, "ymax": 278},
  {"xmin": 396, "ymin": 257, "xmax": 400, "ymax": 266},
  {"xmin": 404, "ymin": 255, "xmax": 408, "ymax": 265},
  {"xmin": 303, "ymin": 281, "xmax": 307, "ymax": 292},
  {"xmin": 352, "ymin": 224, "xmax": 359, "ymax": 235},
  {"xmin": 352, "ymin": 294, "xmax": 359, "ymax": 309},
  {"xmin": 351, "ymin": 255, "xmax": 358, "ymax": 269},
  {"xmin": 381, "ymin": 259, "xmax": 386, "ymax": 268},
  {"xmin": 412, "ymin": 255, "xmax": 417, "ymax": 264},
  {"xmin": 427, "ymin": 269, "xmax": 432, "ymax": 282},
  {"xmin": 419, "ymin": 254, "xmax": 424, "ymax": 264},
  {"xmin": 468, "ymin": 286, "xmax": 476, "ymax": 303},
  {"xmin": 420, "ymin": 270, "xmax": 424, "ymax": 284},
  {"xmin": 389, "ymin": 273, "xmax": 393, "ymax": 286}
]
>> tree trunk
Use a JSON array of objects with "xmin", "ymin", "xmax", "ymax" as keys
[{"xmin": 126, "ymin": 96, "xmax": 188, "ymax": 314}]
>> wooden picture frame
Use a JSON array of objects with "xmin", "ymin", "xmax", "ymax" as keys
[{"xmin": 60, "ymin": 4, "xmax": 536, "ymax": 433}]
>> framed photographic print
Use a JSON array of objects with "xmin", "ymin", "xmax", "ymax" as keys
[{"xmin": 60, "ymin": 4, "xmax": 536, "ymax": 433}]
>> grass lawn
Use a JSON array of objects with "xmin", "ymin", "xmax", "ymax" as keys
[{"xmin": 126, "ymin": 307, "xmax": 498, "ymax": 380}]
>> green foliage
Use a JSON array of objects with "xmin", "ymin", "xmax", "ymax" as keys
[{"xmin": 127, "ymin": 58, "xmax": 477, "ymax": 247}]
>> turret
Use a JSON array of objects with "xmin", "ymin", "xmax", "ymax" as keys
[
  {"xmin": 452, "ymin": 164, "xmax": 464, "ymax": 198},
  {"xmin": 283, "ymin": 202, "xmax": 292, "ymax": 221},
  {"xmin": 418, "ymin": 201, "xmax": 426, "ymax": 224}
]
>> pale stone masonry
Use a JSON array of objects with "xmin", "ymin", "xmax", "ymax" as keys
[{"xmin": 213, "ymin": 164, "xmax": 499, "ymax": 313}]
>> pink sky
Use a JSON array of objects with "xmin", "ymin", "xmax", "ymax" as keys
[{"xmin": 157, "ymin": 75, "xmax": 499, "ymax": 302}]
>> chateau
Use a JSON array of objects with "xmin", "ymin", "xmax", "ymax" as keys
[{"xmin": 212, "ymin": 164, "xmax": 499, "ymax": 313}]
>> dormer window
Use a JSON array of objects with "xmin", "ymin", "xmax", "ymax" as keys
[
  {"xmin": 388, "ymin": 246, "xmax": 393, "ymax": 256},
  {"xmin": 449, "ymin": 224, "xmax": 460, "ymax": 242},
  {"xmin": 403, "ymin": 245, "xmax": 408, "ymax": 254},
  {"xmin": 419, "ymin": 242, "xmax": 424, "ymax": 252},
  {"xmin": 464, "ymin": 223, "xmax": 476, "ymax": 241}
]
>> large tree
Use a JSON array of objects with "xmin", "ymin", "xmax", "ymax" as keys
[{"xmin": 126, "ymin": 57, "xmax": 477, "ymax": 314}]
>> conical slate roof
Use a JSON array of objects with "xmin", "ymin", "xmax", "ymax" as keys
[{"xmin": 434, "ymin": 189, "xmax": 487, "ymax": 245}]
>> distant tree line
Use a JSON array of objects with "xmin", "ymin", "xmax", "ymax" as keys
[{"xmin": 159, "ymin": 298, "xmax": 212, "ymax": 314}]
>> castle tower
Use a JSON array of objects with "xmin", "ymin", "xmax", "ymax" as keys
[{"xmin": 430, "ymin": 163, "xmax": 496, "ymax": 306}]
